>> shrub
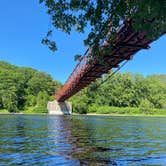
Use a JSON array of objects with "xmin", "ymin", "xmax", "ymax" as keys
[
  {"xmin": 88, "ymin": 105, "xmax": 141, "ymax": 114},
  {"xmin": 73, "ymin": 102, "xmax": 88, "ymax": 114},
  {"xmin": 88, "ymin": 105, "xmax": 99, "ymax": 113},
  {"xmin": 26, "ymin": 95, "xmax": 36, "ymax": 107},
  {"xmin": 32, "ymin": 106, "xmax": 48, "ymax": 113},
  {"xmin": 0, "ymin": 109, "xmax": 9, "ymax": 113},
  {"xmin": 139, "ymin": 99, "xmax": 154, "ymax": 114}
]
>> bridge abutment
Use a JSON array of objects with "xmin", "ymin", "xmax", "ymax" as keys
[{"xmin": 47, "ymin": 100, "xmax": 72, "ymax": 115}]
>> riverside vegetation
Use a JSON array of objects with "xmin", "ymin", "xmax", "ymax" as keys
[
  {"xmin": 0, "ymin": 61, "xmax": 61, "ymax": 113},
  {"xmin": 70, "ymin": 72, "xmax": 166, "ymax": 115},
  {"xmin": 0, "ymin": 61, "xmax": 166, "ymax": 115}
]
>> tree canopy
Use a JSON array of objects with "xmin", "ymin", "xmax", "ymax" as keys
[
  {"xmin": 0, "ymin": 61, "xmax": 165, "ymax": 115},
  {"xmin": 70, "ymin": 73, "xmax": 166, "ymax": 114},
  {"xmin": 0, "ymin": 61, "xmax": 61, "ymax": 113},
  {"xmin": 40, "ymin": 0, "xmax": 166, "ymax": 53}
]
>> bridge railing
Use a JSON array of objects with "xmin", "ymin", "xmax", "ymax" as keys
[
  {"xmin": 56, "ymin": 21, "xmax": 128, "ymax": 101},
  {"xmin": 56, "ymin": 48, "xmax": 91, "ymax": 101},
  {"xmin": 56, "ymin": 19, "xmax": 153, "ymax": 102}
]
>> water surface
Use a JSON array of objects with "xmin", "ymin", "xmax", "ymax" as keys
[{"xmin": 0, "ymin": 115, "xmax": 166, "ymax": 165}]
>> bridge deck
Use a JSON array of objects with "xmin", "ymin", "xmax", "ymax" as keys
[{"xmin": 56, "ymin": 21, "xmax": 151, "ymax": 102}]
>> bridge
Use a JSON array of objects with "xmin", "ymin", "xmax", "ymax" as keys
[{"xmin": 56, "ymin": 20, "xmax": 153, "ymax": 102}]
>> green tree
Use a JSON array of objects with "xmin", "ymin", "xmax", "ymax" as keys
[
  {"xmin": 25, "ymin": 95, "xmax": 36, "ymax": 107},
  {"xmin": 1, "ymin": 91, "xmax": 18, "ymax": 113},
  {"xmin": 40, "ymin": 0, "xmax": 165, "ymax": 54},
  {"xmin": 27, "ymin": 72, "xmax": 55, "ymax": 96},
  {"xmin": 37, "ymin": 91, "xmax": 49, "ymax": 107},
  {"xmin": 70, "ymin": 89, "xmax": 89, "ymax": 114},
  {"xmin": 70, "ymin": 72, "xmax": 166, "ymax": 114},
  {"xmin": 32, "ymin": 91, "xmax": 50, "ymax": 113},
  {"xmin": 0, "ymin": 61, "xmax": 58, "ymax": 113},
  {"xmin": 139, "ymin": 99, "xmax": 154, "ymax": 114}
]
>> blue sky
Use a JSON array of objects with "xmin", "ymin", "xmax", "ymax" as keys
[{"xmin": 0, "ymin": 0, "xmax": 165, "ymax": 83}]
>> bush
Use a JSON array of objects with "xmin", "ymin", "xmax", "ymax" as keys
[
  {"xmin": 26, "ymin": 95, "xmax": 36, "ymax": 107},
  {"xmin": 72, "ymin": 102, "xmax": 88, "ymax": 114},
  {"xmin": 0, "ymin": 109, "xmax": 9, "ymax": 113},
  {"xmin": 32, "ymin": 106, "xmax": 48, "ymax": 113},
  {"xmin": 152, "ymin": 108, "xmax": 166, "ymax": 115},
  {"xmin": 139, "ymin": 99, "xmax": 154, "ymax": 114},
  {"xmin": 88, "ymin": 105, "xmax": 141, "ymax": 114},
  {"xmin": 88, "ymin": 105, "xmax": 99, "ymax": 113}
]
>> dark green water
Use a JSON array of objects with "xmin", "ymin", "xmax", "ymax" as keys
[{"xmin": 0, "ymin": 115, "xmax": 166, "ymax": 165}]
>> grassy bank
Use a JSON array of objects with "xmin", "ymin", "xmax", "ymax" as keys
[
  {"xmin": 86, "ymin": 113, "xmax": 166, "ymax": 117},
  {"xmin": 1, "ymin": 106, "xmax": 166, "ymax": 116},
  {"xmin": 87, "ymin": 105, "xmax": 166, "ymax": 116},
  {"xmin": 0, "ymin": 109, "xmax": 10, "ymax": 114},
  {"xmin": 0, "ymin": 106, "xmax": 48, "ymax": 114}
]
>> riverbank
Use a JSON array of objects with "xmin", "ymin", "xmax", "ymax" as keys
[
  {"xmin": 0, "ymin": 109, "xmax": 9, "ymax": 114},
  {"xmin": 0, "ymin": 108, "xmax": 47, "ymax": 115},
  {"xmin": 0, "ymin": 111, "xmax": 47, "ymax": 115},
  {"xmin": 1, "ymin": 106, "xmax": 166, "ymax": 116},
  {"xmin": 1, "ymin": 112, "xmax": 166, "ymax": 117},
  {"xmin": 87, "ymin": 105, "xmax": 166, "ymax": 116},
  {"xmin": 86, "ymin": 113, "xmax": 166, "ymax": 117}
]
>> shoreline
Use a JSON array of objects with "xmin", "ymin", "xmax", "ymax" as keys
[
  {"xmin": 0, "ymin": 112, "xmax": 47, "ymax": 115},
  {"xmin": 85, "ymin": 113, "xmax": 166, "ymax": 117},
  {"xmin": 1, "ymin": 112, "xmax": 165, "ymax": 117}
]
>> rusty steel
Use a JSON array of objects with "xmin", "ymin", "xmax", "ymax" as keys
[{"xmin": 56, "ymin": 20, "xmax": 151, "ymax": 102}]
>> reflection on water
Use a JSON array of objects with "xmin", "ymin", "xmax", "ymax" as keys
[{"xmin": 0, "ymin": 115, "xmax": 166, "ymax": 165}]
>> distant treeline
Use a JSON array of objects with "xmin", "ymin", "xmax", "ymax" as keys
[
  {"xmin": 70, "ymin": 72, "xmax": 166, "ymax": 114},
  {"xmin": 0, "ymin": 61, "xmax": 61, "ymax": 113},
  {"xmin": 1, "ymin": 61, "xmax": 166, "ymax": 115}
]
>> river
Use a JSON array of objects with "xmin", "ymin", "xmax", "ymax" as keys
[{"xmin": 0, "ymin": 115, "xmax": 166, "ymax": 165}]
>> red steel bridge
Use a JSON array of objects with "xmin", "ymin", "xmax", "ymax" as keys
[{"xmin": 56, "ymin": 20, "xmax": 160, "ymax": 102}]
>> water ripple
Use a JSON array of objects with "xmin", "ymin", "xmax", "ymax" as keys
[{"xmin": 0, "ymin": 115, "xmax": 166, "ymax": 165}]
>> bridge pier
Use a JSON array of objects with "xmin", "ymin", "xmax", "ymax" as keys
[{"xmin": 47, "ymin": 100, "xmax": 72, "ymax": 115}]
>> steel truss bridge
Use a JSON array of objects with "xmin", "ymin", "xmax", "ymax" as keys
[{"xmin": 56, "ymin": 20, "xmax": 162, "ymax": 102}]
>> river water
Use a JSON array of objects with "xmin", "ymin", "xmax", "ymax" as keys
[{"xmin": 0, "ymin": 115, "xmax": 166, "ymax": 165}]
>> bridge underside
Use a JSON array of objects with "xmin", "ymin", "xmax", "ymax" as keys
[{"xmin": 56, "ymin": 21, "xmax": 152, "ymax": 102}]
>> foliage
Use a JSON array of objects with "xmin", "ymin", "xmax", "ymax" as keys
[
  {"xmin": 88, "ymin": 105, "xmax": 166, "ymax": 115},
  {"xmin": 89, "ymin": 105, "xmax": 141, "ymax": 114},
  {"xmin": 0, "ymin": 61, "xmax": 61, "ymax": 113},
  {"xmin": 0, "ymin": 109, "xmax": 9, "ymax": 114},
  {"xmin": 32, "ymin": 106, "xmax": 48, "ymax": 113},
  {"xmin": 36, "ymin": 91, "xmax": 49, "ymax": 107},
  {"xmin": 70, "ymin": 73, "xmax": 166, "ymax": 115},
  {"xmin": 70, "ymin": 89, "xmax": 89, "ymax": 114},
  {"xmin": 1, "ymin": 61, "xmax": 166, "ymax": 115},
  {"xmin": 139, "ymin": 99, "xmax": 154, "ymax": 114},
  {"xmin": 1, "ymin": 90, "xmax": 18, "ymax": 112},
  {"xmin": 25, "ymin": 95, "xmax": 36, "ymax": 107},
  {"xmin": 40, "ymin": 0, "xmax": 165, "ymax": 54}
]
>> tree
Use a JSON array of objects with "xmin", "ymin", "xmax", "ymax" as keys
[
  {"xmin": 37, "ymin": 91, "xmax": 49, "ymax": 107},
  {"xmin": 139, "ymin": 99, "xmax": 154, "ymax": 114},
  {"xmin": 27, "ymin": 72, "xmax": 55, "ymax": 96},
  {"xmin": 70, "ymin": 89, "xmax": 89, "ymax": 114},
  {"xmin": 70, "ymin": 72, "xmax": 166, "ymax": 113},
  {"xmin": 40, "ymin": 0, "xmax": 166, "ymax": 55},
  {"xmin": 25, "ymin": 95, "xmax": 36, "ymax": 107},
  {"xmin": 0, "ymin": 61, "xmax": 58, "ymax": 113},
  {"xmin": 2, "ymin": 90, "xmax": 18, "ymax": 113}
]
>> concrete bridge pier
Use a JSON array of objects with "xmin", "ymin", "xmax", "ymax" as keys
[{"xmin": 47, "ymin": 100, "xmax": 72, "ymax": 115}]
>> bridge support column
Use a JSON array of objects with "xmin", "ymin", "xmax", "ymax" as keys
[{"xmin": 47, "ymin": 100, "xmax": 72, "ymax": 115}]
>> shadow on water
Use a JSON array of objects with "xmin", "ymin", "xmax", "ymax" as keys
[{"xmin": 49, "ymin": 115, "xmax": 166, "ymax": 165}]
